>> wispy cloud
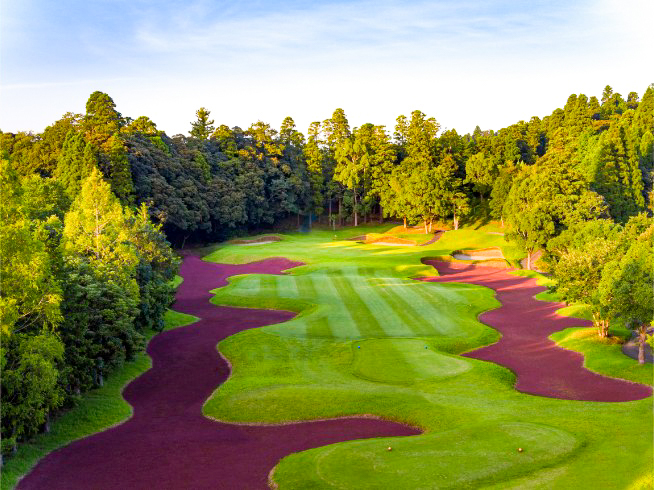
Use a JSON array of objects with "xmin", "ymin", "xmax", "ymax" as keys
[{"xmin": 1, "ymin": 0, "xmax": 651, "ymax": 135}]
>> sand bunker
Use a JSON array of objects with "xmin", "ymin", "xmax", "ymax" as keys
[
  {"xmin": 231, "ymin": 236, "xmax": 281, "ymax": 245},
  {"xmin": 452, "ymin": 247, "xmax": 505, "ymax": 261},
  {"xmin": 373, "ymin": 241, "xmax": 416, "ymax": 246}
]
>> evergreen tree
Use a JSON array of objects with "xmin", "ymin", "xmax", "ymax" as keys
[{"xmin": 190, "ymin": 107, "xmax": 215, "ymax": 140}]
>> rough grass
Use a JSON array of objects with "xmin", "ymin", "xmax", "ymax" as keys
[
  {"xmin": 1, "ymin": 309, "xmax": 197, "ymax": 490},
  {"xmin": 203, "ymin": 224, "xmax": 652, "ymax": 489}
]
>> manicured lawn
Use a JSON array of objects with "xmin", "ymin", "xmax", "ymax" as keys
[
  {"xmin": 1, "ymin": 308, "xmax": 197, "ymax": 490},
  {"xmin": 203, "ymin": 224, "xmax": 653, "ymax": 489}
]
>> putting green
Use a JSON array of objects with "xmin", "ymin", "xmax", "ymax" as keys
[
  {"xmin": 352, "ymin": 339, "xmax": 471, "ymax": 385},
  {"xmin": 202, "ymin": 224, "xmax": 653, "ymax": 489},
  {"xmin": 273, "ymin": 422, "xmax": 579, "ymax": 489}
]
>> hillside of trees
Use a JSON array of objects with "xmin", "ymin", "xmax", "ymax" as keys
[{"xmin": 1, "ymin": 85, "xmax": 652, "ymax": 457}]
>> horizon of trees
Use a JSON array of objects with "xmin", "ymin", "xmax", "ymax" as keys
[{"xmin": 1, "ymin": 84, "xmax": 652, "ymax": 460}]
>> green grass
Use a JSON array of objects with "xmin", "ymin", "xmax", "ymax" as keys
[
  {"xmin": 1, "ymin": 309, "xmax": 198, "ymax": 490},
  {"xmin": 202, "ymin": 224, "xmax": 653, "ymax": 489}
]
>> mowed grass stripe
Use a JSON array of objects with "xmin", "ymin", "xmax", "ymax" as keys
[
  {"xmin": 370, "ymin": 277, "xmax": 436, "ymax": 337},
  {"xmin": 259, "ymin": 274, "xmax": 278, "ymax": 298},
  {"xmin": 238, "ymin": 275, "xmax": 261, "ymax": 296},
  {"xmin": 354, "ymin": 269, "xmax": 417, "ymax": 337},
  {"xmin": 407, "ymin": 282, "xmax": 465, "ymax": 336},
  {"xmin": 278, "ymin": 274, "xmax": 299, "ymax": 299},
  {"xmin": 330, "ymin": 270, "xmax": 387, "ymax": 338},
  {"xmin": 297, "ymin": 275, "xmax": 334, "ymax": 338},
  {"xmin": 373, "ymin": 269, "xmax": 453, "ymax": 336},
  {"xmin": 315, "ymin": 271, "xmax": 362, "ymax": 338}
]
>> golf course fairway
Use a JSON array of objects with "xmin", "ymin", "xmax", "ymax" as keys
[
  {"xmin": 13, "ymin": 224, "xmax": 653, "ymax": 489},
  {"xmin": 203, "ymin": 224, "xmax": 653, "ymax": 489}
]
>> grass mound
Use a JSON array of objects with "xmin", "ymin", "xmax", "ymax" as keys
[
  {"xmin": 272, "ymin": 422, "xmax": 580, "ymax": 489},
  {"xmin": 352, "ymin": 339, "xmax": 471, "ymax": 385}
]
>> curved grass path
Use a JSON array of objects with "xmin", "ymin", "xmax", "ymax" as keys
[
  {"xmin": 422, "ymin": 260, "xmax": 652, "ymax": 402},
  {"xmin": 17, "ymin": 255, "xmax": 419, "ymax": 490}
]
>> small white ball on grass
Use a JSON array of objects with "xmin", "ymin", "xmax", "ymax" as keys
[
  {"xmin": 387, "ymin": 446, "xmax": 392, "ymax": 451},
  {"xmin": 518, "ymin": 448, "xmax": 523, "ymax": 452}
]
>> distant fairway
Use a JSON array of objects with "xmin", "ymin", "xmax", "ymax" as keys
[
  {"xmin": 204, "ymin": 223, "xmax": 653, "ymax": 489},
  {"xmin": 222, "ymin": 267, "xmax": 494, "ymax": 341}
]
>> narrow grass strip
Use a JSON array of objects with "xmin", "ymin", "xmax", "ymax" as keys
[
  {"xmin": 354, "ymin": 271, "xmax": 417, "ymax": 337},
  {"xmin": 371, "ymin": 277, "xmax": 437, "ymax": 337},
  {"xmin": 330, "ymin": 269, "xmax": 387, "ymax": 338},
  {"xmin": 316, "ymin": 271, "xmax": 362, "ymax": 338},
  {"xmin": 258, "ymin": 274, "xmax": 278, "ymax": 298}
]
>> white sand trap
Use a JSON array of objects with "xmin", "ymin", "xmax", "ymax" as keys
[
  {"xmin": 452, "ymin": 248, "xmax": 505, "ymax": 260},
  {"xmin": 234, "ymin": 240, "xmax": 277, "ymax": 246},
  {"xmin": 487, "ymin": 232, "xmax": 505, "ymax": 236},
  {"xmin": 373, "ymin": 242, "xmax": 416, "ymax": 247}
]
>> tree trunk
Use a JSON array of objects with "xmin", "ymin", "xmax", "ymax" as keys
[
  {"xmin": 453, "ymin": 212, "xmax": 459, "ymax": 230},
  {"xmin": 592, "ymin": 313, "xmax": 609, "ymax": 338},
  {"xmin": 638, "ymin": 325, "xmax": 647, "ymax": 365},
  {"xmin": 354, "ymin": 192, "xmax": 358, "ymax": 227},
  {"xmin": 328, "ymin": 198, "xmax": 332, "ymax": 224},
  {"xmin": 403, "ymin": 217, "xmax": 407, "ymax": 229},
  {"xmin": 44, "ymin": 412, "xmax": 50, "ymax": 433},
  {"xmin": 338, "ymin": 197, "xmax": 342, "ymax": 226},
  {"xmin": 526, "ymin": 250, "xmax": 532, "ymax": 270},
  {"xmin": 379, "ymin": 204, "xmax": 383, "ymax": 224},
  {"xmin": 424, "ymin": 220, "xmax": 428, "ymax": 234},
  {"xmin": 500, "ymin": 216, "xmax": 504, "ymax": 228},
  {"xmin": 309, "ymin": 213, "xmax": 312, "ymax": 230}
]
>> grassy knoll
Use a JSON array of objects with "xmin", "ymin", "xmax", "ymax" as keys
[
  {"xmin": 1, "ymin": 309, "xmax": 197, "ymax": 490},
  {"xmin": 203, "ymin": 224, "xmax": 653, "ymax": 489}
]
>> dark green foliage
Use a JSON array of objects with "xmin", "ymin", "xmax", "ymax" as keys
[
  {"xmin": 58, "ymin": 256, "xmax": 143, "ymax": 392},
  {"xmin": 0, "ymin": 332, "xmax": 64, "ymax": 454}
]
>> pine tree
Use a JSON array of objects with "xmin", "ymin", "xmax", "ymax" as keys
[{"xmin": 189, "ymin": 107, "xmax": 215, "ymax": 140}]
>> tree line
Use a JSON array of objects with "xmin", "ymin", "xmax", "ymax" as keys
[{"xmin": 1, "ymin": 84, "xmax": 652, "ymax": 457}]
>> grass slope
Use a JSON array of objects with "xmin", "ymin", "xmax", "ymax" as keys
[
  {"xmin": 203, "ymin": 224, "xmax": 653, "ymax": 489},
  {"xmin": 2, "ymin": 309, "xmax": 198, "ymax": 490}
]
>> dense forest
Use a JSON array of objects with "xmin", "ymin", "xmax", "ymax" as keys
[{"xmin": 1, "ymin": 85, "xmax": 652, "ymax": 458}]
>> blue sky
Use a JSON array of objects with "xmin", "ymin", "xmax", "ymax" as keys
[{"xmin": 1, "ymin": 0, "xmax": 652, "ymax": 137}]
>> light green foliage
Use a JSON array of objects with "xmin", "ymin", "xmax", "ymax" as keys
[
  {"xmin": 503, "ymin": 161, "xmax": 606, "ymax": 268},
  {"xmin": 599, "ymin": 222, "xmax": 654, "ymax": 363},
  {"xmin": 465, "ymin": 151, "xmax": 497, "ymax": 199},
  {"xmin": 0, "ymin": 159, "xmax": 62, "ymax": 335},
  {"xmin": 189, "ymin": 107, "xmax": 215, "ymax": 140},
  {"xmin": 548, "ymin": 219, "xmax": 622, "ymax": 337},
  {"xmin": 63, "ymin": 167, "xmax": 136, "ymax": 265},
  {"xmin": 54, "ymin": 131, "xmax": 97, "ymax": 199},
  {"xmin": 83, "ymin": 91, "xmax": 124, "ymax": 147}
]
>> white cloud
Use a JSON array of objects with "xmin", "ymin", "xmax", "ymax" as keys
[{"xmin": 1, "ymin": 0, "xmax": 651, "ymax": 136}]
